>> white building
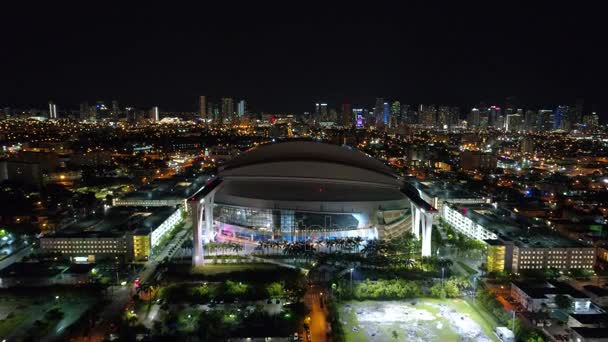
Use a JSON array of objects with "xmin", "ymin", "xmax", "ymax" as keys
[
  {"xmin": 443, "ymin": 203, "xmax": 595, "ymax": 273},
  {"xmin": 511, "ymin": 281, "xmax": 592, "ymax": 313}
]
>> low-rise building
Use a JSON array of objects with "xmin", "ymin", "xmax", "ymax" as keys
[
  {"xmin": 568, "ymin": 313, "xmax": 608, "ymax": 328},
  {"xmin": 413, "ymin": 180, "xmax": 491, "ymax": 213},
  {"xmin": 443, "ymin": 203, "xmax": 596, "ymax": 273},
  {"xmin": 511, "ymin": 281, "xmax": 592, "ymax": 313},
  {"xmin": 40, "ymin": 206, "xmax": 182, "ymax": 262},
  {"xmin": 569, "ymin": 327, "xmax": 608, "ymax": 342},
  {"xmin": 112, "ymin": 175, "xmax": 209, "ymax": 207}
]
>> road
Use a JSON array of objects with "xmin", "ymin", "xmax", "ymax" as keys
[
  {"xmin": 0, "ymin": 245, "xmax": 33, "ymax": 271},
  {"xmin": 306, "ymin": 285, "xmax": 328, "ymax": 342}
]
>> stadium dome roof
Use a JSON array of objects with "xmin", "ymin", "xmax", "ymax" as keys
[{"xmin": 220, "ymin": 141, "xmax": 399, "ymax": 182}]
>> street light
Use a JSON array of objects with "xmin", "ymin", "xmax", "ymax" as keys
[
  {"xmin": 350, "ymin": 268, "xmax": 354, "ymax": 294},
  {"xmin": 511, "ymin": 310, "xmax": 516, "ymax": 331}
]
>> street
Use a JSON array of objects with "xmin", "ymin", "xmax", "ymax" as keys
[{"xmin": 306, "ymin": 284, "xmax": 328, "ymax": 342}]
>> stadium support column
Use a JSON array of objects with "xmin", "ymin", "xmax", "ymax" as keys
[
  {"xmin": 192, "ymin": 197, "xmax": 205, "ymax": 267},
  {"xmin": 411, "ymin": 201, "xmax": 421, "ymax": 239},
  {"xmin": 192, "ymin": 190, "xmax": 217, "ymax": 267},
  {"xmin": 421, "ymin": 211, "xmax": 433, "ymax": 257},
  {"xmin": 204, "ymin": 192, "xmax": 214, "ymax": 243}
]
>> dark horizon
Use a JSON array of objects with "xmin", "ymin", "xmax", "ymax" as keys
[{"xmin": 1, "ymin": 3, "xmax": 607, "ymax": 115}]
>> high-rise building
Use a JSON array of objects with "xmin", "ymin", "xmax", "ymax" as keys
[
  {"xmin": 111, "ymin": 100, "xmax": 120, "ymax": 119},
  {"xmin": 48, "ymin": 101, "xmax": 57, "ymax": 119},
  {"xmin": 524, "ymin": 110, "xmax": 538, "ymax": 131},
  {"xmin": 383, "ymin": 102, "xmax": 390, "ymax": 126},
  {"xmin": 353, "ymin": 108, "xmax": 364, "ymax": 128},
  {"xmin": 373, "ymin": 98, "xmax": 384, "ymax": 125},
  {"xmin": 506, "ymin": 113, "xmax": 523, "ymax": 132},
  {"xmin": 400, "ymin": 104, "xmax": 411, "ymax": 125},
  {"xmin": 449, "ymin": 107, "xmax": 460, "ymax": 128},
  {"xmin": 320, "ymin": 103, "xmax": 328, "ymax": 121},
  {"xmin": 583, "ymin": 112, "xmax": 600, "ymax": 128},
  {"xmin": 79, "ymin": 102, "xmax": 89, "ymax": 120},
  {"xmin": 221, "ymin": 98, "xmax": 234, "ymax": 123},
  {"xmin": 489, "ymin": 106, "xmax": 501, "ymax": 127},
  {"xmin": 150, "ymin": 106, "xmax": 159, "ymax": 121},
  {"xmin": 390, "ymin": 101, "xmax": 400, "ymax": 128},
  {"xmin": 575, "ymin": 99, "xmax": 584, "ymax": 125},
  {"xmin": 554, "ymin": 105, "xmax": 568, "ymax": 130},
  {"xmin": 539, "ymin": 110, "xmax": 554, "ymax": 131},
  {"xmin": 419, "ymin": 104, "xmax": 436, "ymax": 127},
  {"xmin": 468, "ymin": 108, "xmax": 480, "ymax": 128},
  {"xmin": 437, "ymin": 106, "xmax": 450, "ymax": 129},
  {"xmin": 199, "ymin": 96, "xmax": 207, "ymax": 120},
  {"xmin": 237, "ymin": 100, "xmax": 246, "ymax": 117},
  {"xmin": 341, "ymin": 103, "xmax": 352, "ymax": 127},
  {"xmin": 95, "ymin": 101, "xmax": 110, "ymax": 120}
]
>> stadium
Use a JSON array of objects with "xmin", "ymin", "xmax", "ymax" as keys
[{"xmin": 190, "ymin": 141, "xmax": 435, "ymax": 265}]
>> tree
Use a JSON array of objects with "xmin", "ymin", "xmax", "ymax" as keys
[
  {"xmin": 266, "ymin": 282, "xmax": 285, "ymax": 297},
  {"xmin": 554, "ymin": 294, "xmax": 573, "ymax": 311},
  {"xmin": 392, "ymin": 330, "xmax": 399, "ymax": 340}
]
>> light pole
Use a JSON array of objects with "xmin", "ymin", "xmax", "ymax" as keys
[
  {"xmin": 441, "ymin": 267, "xmax": 445, "ymax": 288},
  {"xmin": 350, "ymin": 268, "xmax": 354, "ymax": 295},
  {"xmin": 511, "ymin": 310, "xmax": 516, "ymax": 331}
]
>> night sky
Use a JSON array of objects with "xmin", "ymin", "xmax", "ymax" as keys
[{"xmin": 1, "ymin": 3, "xmax": 607, "ymax": 114}]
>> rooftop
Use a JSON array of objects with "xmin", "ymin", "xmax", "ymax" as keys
[
  {"xmin": 571, "ymin": 327, "xmax": 608, "ymax": 338},
  {"xmin": 512, "ymin": 281, "xmax": 590, "ymax": 299},
  {"xmin": 47, "ymin": 207, "xmax": 177, "ymax": 238},
  {"xmin": 414, "ymin": 180, "xmax": 486, "ymax": 200},
  {"xmin": 221, "ymin": 141, "xmax": 398, "ymax": 179},
  {"xmin": 447, "ymin": 202, "xmax": 586, "ymax": 248},
  {"xmin": 119, "ymin": 175, "xmax": 210, "ymax": 201}
]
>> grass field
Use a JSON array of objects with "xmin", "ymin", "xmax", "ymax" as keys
[
  {"xmin": 0, "ymin": 313, "xmax": 27, "ymax": 337},
  {"xmin": 191, "ymin": 263, "xmax": 279, "ymax": 275},
  {"xmin": 341, "ymin": 299, "xmax": 499, "ymax": 341}
]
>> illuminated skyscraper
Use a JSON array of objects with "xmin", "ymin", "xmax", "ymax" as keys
[
  {"xmin": 320, "ymin": 103, "xmax": 328, "ymax": 121},
  {"xmin": 79, "ymin": 101, "xmax": 88, "ymax": 120},
  {"xmin": 583, "ymin": 112, "xmax": 599, "ymax": 128},
  {"xmin": 353, "ymin": 108, "xmax": 364, "ymax": 127},
  {"xmin": 524, "ymin": 110, "xmax": 538, "ymax": 131},
  {"xmin": 468, "ymin": 108, "xmax": 480, "ymax": 128},
  {"xmin": 48, "ymin": 101, "xmax": 57, "ymax": 119},
  {"xmin": 506, "ymin": 113, "xmax": 523, "ymax": 132},
  {"xmin": 383, "ymin": 102, "xmax": 390, "ymax": 126},
  {"xmin": 539, "ymin": 110, "xmax": 554, "ymax": 131},
  {"xmin": 390, "ymin": 101, "xmax": 400, "ymax": 128},
  {"xmin": 221, "ymin": 97, "xmax": 234, "ymax": 123},
  {"xmin": 419, "ymin": 104, "xmax": 436, "ymax": 127},
  {"xmin": 489, "ymin": 106, "xmax": 501, "ymax": 127},
  {"xmin": 400, "ymin": 104, "xmax": 411, "ymax": 124},
  {"xmin": 111, "ymin": 100, "xmax": 120, "ymax": 119},
  {"xmin": 199, "ymin": 96, "xmax": 207, "ymax": 120},
  {"xmin": 237, "ymin": 100, "xmax": 246, "ymax": 117},
  {"xmin": 373, "ymin": 98, "xmax": 384, "ymax": 125},
  {"xmin": 437, "ymin": 106, "xmax": 450, "ymax": 129},
  {"xmin": 150, "ymin": 106, "xmax": 159, "ymax": 121},
  {"xmin": 341, "ymin": 103, "xmax": 352, "ymax": 127},
  {"xmin": 554, "ymin": 105, "xmax": 568, "ymax": 130}
]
